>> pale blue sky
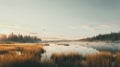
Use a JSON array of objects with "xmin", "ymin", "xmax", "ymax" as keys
[{"xmin": 0, "ymin": 0, "xmax": 120, "ymax": 39}]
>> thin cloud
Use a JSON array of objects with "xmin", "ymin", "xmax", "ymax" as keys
[
  {"xmin": 68, "ymin": 25, "xmax": 96, "ymax": 32},
  {"xmin": 81, "ymin": 24, "xmax": 115, "ymax": 32},
  {"xmin": 99, "ymin": 24, "xmax": 111, "ymax": 28},
  {"xmin": 29, "ymin": 32, "xmax": 37, "ymax": 34},
  {"xmin": 0, "ymin": 24, "xmax": 32, "ymax": 33},
  {"xmin": 0, "ymin": 24, "xmax": 22, "ymax": 30},
  {"xmin": 0, "ymin": 24, "xmax": 15, "ymax": 28},
  {"xmin": 68, "ymin": 26, "xmax": 78, "ymax": 30},
  {"xmin": 81, "ymin": 25, "xmax": 96, "ymax": 32}
]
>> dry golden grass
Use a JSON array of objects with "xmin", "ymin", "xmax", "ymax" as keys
[
  {"xmin": 51, "ymin": 52, "xmax": 83, "ymax": 62},
  {"xmin": 0, "ymin": 43, "xmax": 44, "ymax": 53},
  {"xmin": 0, "ymin": 54, "xmax": 34, "ymax": 67},
  {"xmin": 86, "ymin": 51, "xmax": 112, "ymax": 67},
  {"xmin": 51, "ymin": 52, "xmax": 115, "ymax": 67},
  {"xmin": 115, "ymin": 52, "xmax": 120, "ymax": 67},
  {"xmin": 0, "ymin": 43, "xmax": 45, "ymax": 67},
  {"xmin": 51, "ymin": 52, "xmax": 84, "ymax": 67},
  {"xmin": 0, "ymin": 44, "xmax": 120, "ymax": 67},
  {"xmin": 40, "ymin": 59, "xmax": 56, "ymax": 67}
]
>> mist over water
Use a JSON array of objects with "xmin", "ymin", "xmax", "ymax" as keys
[{"xmin": 41, "ymin": 41, "xmax": 120, "ymax": 60}]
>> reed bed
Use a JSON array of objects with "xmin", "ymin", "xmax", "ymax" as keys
[
  {"xmin": 115, "ymin": 52, "xmax": 120, "ymax": 67},
  {"xmin": 86, "ymin": 51, "xmax": 112, "ymax": 67},
  {"xmin": 0, "ymin": 44, "xmax": 45, "ymax": 67},
  {"xmin": 51, "ymin": 52, "xmax": 84, "ymax": 67},
  {"xmin": 0, "ymin": 44, "xmax": 120, "ymax": 67}
]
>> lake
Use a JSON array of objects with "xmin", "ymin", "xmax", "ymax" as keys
[{"xmin": 41, "ymin": 41, "xmax": 120, "ymax": 61}]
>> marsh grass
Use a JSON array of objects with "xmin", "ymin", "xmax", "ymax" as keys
[
  {"xmin": 0, "ymin": 44, "xmax": 45, "ymax": 67},
  {"xmin": 0, "ymin": 54, "xmax": 37, "ymax": 67},
  {"xmin": 40, "ymin": 59, "xmax": 56, "ymax": 67},
  {"xmin": 86, "ymin": 51, "xmax": 112, "ymax": 67},
  {"xmin": 51, "ymin": 52, "xmax": 84, "ymax": 67},
  {"xmin": 115, "ymin": 52, "xmax": 120, "ymax": 67},
  {"xmin": 0, "ymin": 44, "xmax": 120, "ymax": 67}
]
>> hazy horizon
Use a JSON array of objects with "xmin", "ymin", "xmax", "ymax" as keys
[{"xmin": 0, "ymin": 0, "xmax": 120, "ymax": 39}]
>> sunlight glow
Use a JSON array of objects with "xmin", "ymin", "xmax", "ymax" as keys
[{"xmin": 0, "ymin": 28, "xmax": 12, "ymax": 34}]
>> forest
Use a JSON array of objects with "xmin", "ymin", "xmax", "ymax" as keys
[
  {"xmin": 0, "ymin": 33, "xmax": 41, "ymax": 43},
  {"xmin": 80, "ymin": 32, "xmax": 120, "ymax": 42}
]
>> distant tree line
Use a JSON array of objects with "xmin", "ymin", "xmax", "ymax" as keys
[
  {"xmin": 0, "ymin": 33, "xmax": 41, "ymax": 43},
  {"xmin": 80, "ymin": 32, "xmax": 120, "ymax": 42}
]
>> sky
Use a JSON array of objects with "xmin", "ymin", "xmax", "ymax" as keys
[{"xmin": 0, "ymin": 0, "xmax": 120, "ymax": 40}]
